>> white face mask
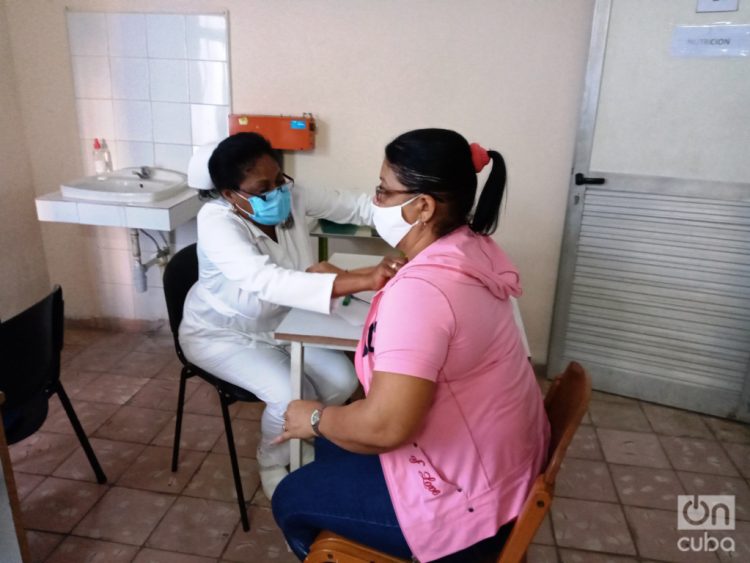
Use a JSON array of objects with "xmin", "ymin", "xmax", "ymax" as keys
[{"xmin": 370, "ymin": 195, "xmax": 420, "ymax": 248}]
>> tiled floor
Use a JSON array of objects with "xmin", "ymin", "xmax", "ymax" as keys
[{"xmin": 8, "ymin": 326, "xmax": 750, "ymax": 562}]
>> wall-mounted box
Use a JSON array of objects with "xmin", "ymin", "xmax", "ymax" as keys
[{"xmin": 228, "ymin": 114, "xmax": 316, "ymax": 150}]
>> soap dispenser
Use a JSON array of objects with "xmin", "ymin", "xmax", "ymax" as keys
[{"xmin": 92, "ymin": 138, "xmax": 113, "ymax": 175}]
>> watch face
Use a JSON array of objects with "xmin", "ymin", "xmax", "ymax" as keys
[{"xmin": 311, "ymin": 409, "xmax": 321, "ymax": 425}]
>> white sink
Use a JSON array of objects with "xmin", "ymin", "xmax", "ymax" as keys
[{"xmin": 61, "ymin": 167, "xmax": 188, "ymax": 203}]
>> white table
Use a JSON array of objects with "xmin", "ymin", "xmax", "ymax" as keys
[
  {"xmin": 274, "ymin": 253, "xmax": 375, "ymax": 469},
  {"xmin": 274, "ymin": 253, "xmax": 531, "ymax": 470}
]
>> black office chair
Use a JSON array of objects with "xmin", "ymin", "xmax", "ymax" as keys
[
  {"xmin": 163, "ymin": 243, "xmax": 262, "ymax": 531},
  {"xmin": 0, "ymin": 285, "xmax": 106, "ymax": 483}
]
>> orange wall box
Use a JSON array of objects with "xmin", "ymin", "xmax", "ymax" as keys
[{"xmin": 228, "ymin": 114, "xmax": 316, "ymax": 151}]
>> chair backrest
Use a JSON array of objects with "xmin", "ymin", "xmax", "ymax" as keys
[
  {"xmin": 497, "ymin": 361, "xmax": 591, "ymax": 563},
  {"xmin": 0, "ymin": 286, "xmax": 63, "ymax": 409},
  {"xmin": 162, "ymin": 244, "xmax": 198, "ymax": 358}
]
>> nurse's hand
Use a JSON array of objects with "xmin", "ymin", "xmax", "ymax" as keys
[
  {"xmin": 271, "ymin": 400, "xmax": 323, "ymax": 444},
  {"xmin": 369, "ymin": 257, "xmax": 407, "ymax": 290}
]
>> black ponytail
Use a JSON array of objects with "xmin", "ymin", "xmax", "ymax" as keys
[{"xmin": 470, "ymin": 150, "xmax": 506, "ymax": 235}]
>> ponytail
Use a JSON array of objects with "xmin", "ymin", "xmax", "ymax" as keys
[{"xmin": 470, "ymin": 150, "xmax": 506, "ymax": 235}]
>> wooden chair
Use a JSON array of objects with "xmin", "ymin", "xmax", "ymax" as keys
[{"xmin": 304, "ymin": 361, "xmax": 592, "ymax": 563}]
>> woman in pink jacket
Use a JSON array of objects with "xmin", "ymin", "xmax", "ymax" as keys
[{"xmin": 272, "ymin": 128, "xmax": 550, "ymax": 562}]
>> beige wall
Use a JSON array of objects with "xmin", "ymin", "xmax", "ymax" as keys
[
  {"xmin": 3, "ymin": 0, "xmax": 595, "ymax": 361},
  {"xmin": 0, "ymin": 1, "xmax": 50, "ymax": 319}
]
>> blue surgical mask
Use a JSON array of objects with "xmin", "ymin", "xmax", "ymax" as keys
[{"xmin": 235, "ymin": 183, "xmax": 292, "ymax": 225}]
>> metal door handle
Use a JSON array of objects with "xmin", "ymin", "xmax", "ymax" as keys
[{"xmin": 575, "ymin": 173, "xmax": 606, "ymax": 185}]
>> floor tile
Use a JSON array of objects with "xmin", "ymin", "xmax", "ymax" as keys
[
  {"xmin": 609, "ymin": 464, "xmax": 684, "ymax": 510},
  {"xmin": 132, "ymin": 333, "xmax": 177, "ymax": 355},
  {"xmin": 25, "ymin": 530, "xmax": 64, "ymax": 563},
  {"xmin": 109, "ymin": 350, "xmax": 173, "ymax": 378},
  {"xmin": 677, "ymin": 471, "xmax": 750, "ymax": 522},
  {"xmin": 153, "ymin": 357, "xmax": 184, "ymax": 380},
  {"xmin": 183, "ymin": 382, "xmax": 226, "ymax": 416},
  {"xmin": 590, "ymin": 391, "xmax": 638, "ymax": 405},
  {"xmin": 67, "ymin": 345, "xmax": 131, "ymax": 373},
  {"xmin": 151, "ymin": 413, "xmax": 225, "ymax": 452},
  {"xmin": 146, "ymin": 497, "xmax": 239, "ymax": 557},
  {"xmin": 57, "ymin": 369, "xmax": 102, "ymax": 396},
  {"xmin": 251, "ymin": 487, "xmax": 271, "ymax": 508},
  {"xmin": 723, "ymin": 443, "xmax": 750, "ymax": 478},
  {"xmin": 63, "ymin": 328, "xmax": 109, "ymax": 347},
  {"xmin": 556, "ymin": 458, "xmax": 618, "ymax": 502},
  {"xmin": 597, "ymin": 429, "xmax": 670, "ymax": 468},
  {"xmin": 659, "ymin": 437, "xmax": 739, "ymax": 476},
  {"xmin": 52, "ymin": 438, "xmax": 145, "ymax": 483},
  {"xmin": 558, "ymin": 548, "xmax": 639, "ymax": 562},
  {"xmin": 534, "ymin": 513, "xmax": 555, "ymax": 546},
  {"xmin": 588, "ymin": 402, "xmax": 651, "ymax": 433},
  {"xmin": 129, "ymin": 377, "xmax": 200, "ymax": 412},
  {"xmin": 527, "ymin": 544, "xmax": 559, "ymax": 563},
  {"xmin": 132, "ymin": 547, "xmax": 216, "ymax": 563},
  {"xmin": 566, "ymin": 426, "xmax": 604, "ymax": 461},
  {"xmin": 212, "ymin": 419, "xmax": 261, "ymax": 458},
  {"xmin": 72, "ymin": 373, "xmax": 150, "ymax": 405},
  {"xmin": 9, "ymin": 432, "xmax": 79, "ymax": 475},
  {"xmin": 551, "ymin": 498, "xmax": 635, "ymax": 555},
  {"xmin": 13, "ymin": 472, "xmax": 45, "ymax": 501},
  {"xmin": 73, "ymin": 486, "xmax": 175, "ymax": 545},
  {"xmin": 703, "ymin": 417, "xmax": 750, "ymax": 444},
  {"xmin": 624, "ymin": 506, "xmax": 720, "ymax": 563},
  {"xmin": 641, "ymin": 403, "xmax": 713, "ymax": 439},
  {"xmin": 21, "ymin": 476, "xmax": 106, "ymax": 533},
  {"xmin": 221, "ymin": 507, "xmax": 297, "ymax": 562},
  {"xmin": 45, "ymin": 536, "xmax": 139, "ymax": 563},
  {"xmin": 60, "ymin": 344, "xmax": 85, "ymax": 367},
  {"xmin": 717, "ymin": 519, "xmax": 749, "ymax": 562},
  {"xmin": 94, "ymin": 405, "xmax": 173, "ymax": 444},
  {"xmin": 39, "ymin": 398, "xmax": 119, "ymax": 437},
  {"xmin": 183, "ymin": 453, "xmax": 260, "ymax": 502},
  {"xmin": 117, "ymin": 445, "xmax": 206, "ymax": 494}
]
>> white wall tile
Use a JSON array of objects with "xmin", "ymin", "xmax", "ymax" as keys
[
  {"xmin": 71, "ymin": 56, "xmax": 111, "ymax": 99},
  {"xmin": 186, "ymin": 15, "xmax": 227, "ymax": 61},
  {"xmin": 152, "ymin": 102, "xmax": 191, "ymax": 144},
  {"xmin": 113, "ymin": 100, "xmax": 152, "ymax": 142},
  {"xmin": 190, "ymin": 104, "xmax": 229, "ymax": 146},
  {"xmin": 149, "ymin": 59, "xmax": 189, "ymax": 102},
  {"xmin": 99, "ymin": 283, "xmax": 135, "ymax": 318},
  {"xmin": 67, "ymin": 12, "xmax": 108, "ymax": 56},
  {"xmin": 94, "ymin": 247, "xmax": 133, "ymax": 284},
  {"xmin": 173, "ymin": 217, "xmax": 198, "ymax": 249},
  {"xmin": 154, "ymin": 144, "xmax": 193, "ymax": 173},
  {"xmin": 110, "ymin": 57, "xmax": 150, "ymax": 100},
  {"xmin": 147, "ymin": 14, "xmax": 187, "ymax": 59},
  {"xmin": 133, "ymin": 286, "xmax": 168, "ymax": 320},
  {"xmin": 188, "ymin": 61, "xmax": 228, "ymax": 105},
  {"xmin": 114, "ymin": 141, "xmax": 154, "ymax": 169},
  {"xmin": 107, "ymin": 13, "xmax": 147, "ymax": 57},
  {"xmin": 76, "ymin": 99, "xmax": 115, "ymax": 139}
]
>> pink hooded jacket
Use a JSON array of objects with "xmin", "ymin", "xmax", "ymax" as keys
[{"xmin": 354, "ymin": 226, "xmax": 550, "ymax": 562}]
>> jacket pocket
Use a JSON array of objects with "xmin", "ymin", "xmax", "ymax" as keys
[{"xmin": 405, "ymin": 444, "xmax": 461, "ymax": 501}]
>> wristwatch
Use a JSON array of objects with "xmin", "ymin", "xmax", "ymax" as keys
[{"xmin": 310, "ymin": 406, "xmax": 326, "ymax": 437}]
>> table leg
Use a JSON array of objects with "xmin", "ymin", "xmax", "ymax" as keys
[{"xmin": 289, "ymin": 341, "xmax": 304, "ymax": 471}]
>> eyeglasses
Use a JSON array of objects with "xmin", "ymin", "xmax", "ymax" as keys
[
  {"xmin": 374, "ymin": 185, "xmax": 413, "ymax": 204},
  {"xmin": 240, "ymin": 173, "xmax": 294, "ymax": 201}
]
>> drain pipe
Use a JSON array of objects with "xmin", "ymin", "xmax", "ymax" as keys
[{"xmin": 129, "ymin": 228, "xmax": 171, "ymax": 293}]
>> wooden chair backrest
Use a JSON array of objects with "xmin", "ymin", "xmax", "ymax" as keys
[{"xmin": 497, "ymin": 361, "xmax": 592, "ymax": 563}]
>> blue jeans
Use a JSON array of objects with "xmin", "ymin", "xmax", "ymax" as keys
[{"xmin": 271, "ymin": 438, "xmax": 512, "ymax": 562}]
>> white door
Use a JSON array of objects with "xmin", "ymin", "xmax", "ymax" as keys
[{"xmin": 548, "ymin": 0, "xmax": 750, "ymax": 421}]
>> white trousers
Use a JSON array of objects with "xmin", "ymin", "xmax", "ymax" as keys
[{"xmin": 180, "ymin": 333, "xmax": 358, "ymax": 467}]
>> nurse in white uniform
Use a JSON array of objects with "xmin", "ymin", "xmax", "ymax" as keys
[{"xmin": 180, "ymin": 133, "xmax": 400, "ymax": 499}]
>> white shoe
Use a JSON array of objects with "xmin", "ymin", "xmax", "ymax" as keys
[{"xmin": 259, "ymin": 464, "xmax": 289, "ymax": 500}]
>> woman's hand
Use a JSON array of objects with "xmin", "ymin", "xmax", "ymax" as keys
[
  {"xmin": 306, "ymin": 261, "xmax": 344, "ymax": 274},
  {"xmin": 272, "ymin": 400, "xmax": 323, "ymax": 444},
  {"xmin": 369, "ymin": 256, "xmax": 407, "ymax": 290}
]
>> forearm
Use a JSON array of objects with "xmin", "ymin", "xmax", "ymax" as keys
[
  {"xmin": 331, "ymin": 271, "xmax": 376, "ymax": 298},
  {"xmin": 317, "ymin": 401, "xmax": 403, "ymax": 454}
]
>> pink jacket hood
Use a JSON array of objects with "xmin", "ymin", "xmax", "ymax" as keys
[{"xmin": 400, "ymin": 225, "xmax": 522, "ymax": 301}]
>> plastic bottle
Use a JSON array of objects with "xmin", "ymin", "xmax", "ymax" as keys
[
  {"xmin": 92, "ymin": 138, "xmax": 107, "ymax": 175},
  {"xmin": 100, "ymin": 138, "xmax": 113, "ymax": 173}
]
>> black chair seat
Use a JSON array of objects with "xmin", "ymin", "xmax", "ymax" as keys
[{"xmin": 2, "ymin": 394, "xmax": 48, "ymax": 444}]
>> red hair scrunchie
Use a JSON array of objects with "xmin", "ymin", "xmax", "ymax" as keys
[{"xmin": 470, "ymin": 142, "xmax": 490, "ymax": 173}]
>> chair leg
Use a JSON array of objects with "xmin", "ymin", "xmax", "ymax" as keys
[
  {"xmin": 55, "ymin": 383, "xmax": 107, "ymax": 484},
  {"xmin": 171, "ymin": 368, "xmax": 189, "ymax": 472},
  {"xmin": 219, "ymin": 391, "xmax": 250, "ymax": 532}
]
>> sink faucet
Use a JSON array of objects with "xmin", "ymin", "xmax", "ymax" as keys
[{"xmin": 132, "ymin": 166, "xmax": 152, "ymax": 180}]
